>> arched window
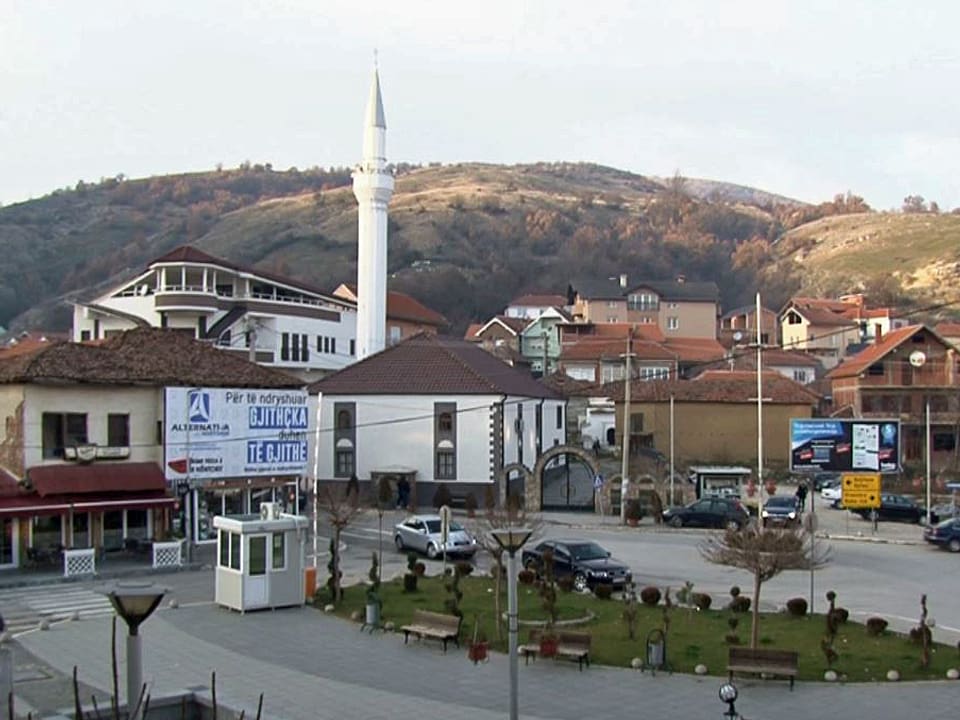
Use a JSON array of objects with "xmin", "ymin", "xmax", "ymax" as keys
[
  {"xmin": 438, "ymin": 412, "xmax": 453, "ymax": 433},
  {"xmin": 337, "ymin": 410, "xmax": 352, "ymax": 430}
]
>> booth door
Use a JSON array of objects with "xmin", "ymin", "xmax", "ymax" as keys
[{"xmin": 244, "ymin": 534, "xmax": 269, "ymax": 608}]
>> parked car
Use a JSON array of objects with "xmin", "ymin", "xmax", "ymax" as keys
[
  {"xmin": 813, "ymin": 473, "xmax": 841, "ymax": 491},
  {"xmin": 521, "ymin": 539, "xmax": 632, "ymax": 592},
  {"xmin": 923, "ymin": 518, "xmax": 960, "ymax": 552},
  {"xmin": 662, "ymin": 497, "xmax": 749, "ymax": 530},
  {"xmin": 394, "ymin": 514, "xmax": 478, "ymax": 559},
  {"xmin": 852, "ymin": 494, "xmax": 938, "ymax": 525},
  {"xmin": 762, "ymin": 495, "xmax": 801, "ymax": 528},
  {"xmin": 820, "ymin": 482, "xmax": 843, "ymax": 504}
]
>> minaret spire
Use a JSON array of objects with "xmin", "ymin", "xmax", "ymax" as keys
[{"xmin": 352, "ymin": 64, "xmax": 395, "ymax": 360}]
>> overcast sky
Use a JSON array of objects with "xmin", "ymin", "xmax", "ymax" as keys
[{"xmin": 2, "ymin": 0, "xmax": 958, "ymax": 210}]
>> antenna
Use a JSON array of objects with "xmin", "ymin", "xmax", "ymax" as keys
[{"xmin": 909, "ymin": 350, "xmax": 927, "ymax": 368}]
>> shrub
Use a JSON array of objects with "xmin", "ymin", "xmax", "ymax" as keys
[
  {"xmin": 518, "ymin": 569, "xmax": 536, "ymax": 585},
  {"xmin": 910, "ymin": 625, "xmax": 932, "ymax": 645},
  {"xmin": 483, "ymin": 484, "xmax": 496, "ymax": 510},
  {"xmin": 455, "ymin": 561, "xmax": 474, "ymax": 577},
  {"xmin": 402, "ymin": 574, "xmax": 418, "ymax": 593},
  {"xmin": 866, "ymin": 617, "xmax": 888, "ymax": 636},
  {"xmin": 692, "ymin": 592, "xmax": 712, "ymax": 611},
  {"xmin": 725, "ymin": 633, "xmax": 741, "ymax": 645},
  {"xmin": 786, "ymin": 597, "xmax": 808, "ymax": 617},
  {"xmin": 640, "ymin": 586, "xmax": 661, "ymax": 606},
  {"xmin": 557, "ymin": 576, "xmax": 575, "ymax": 593},
  {"xmin": 594, "ymin": 584, "xmax": 614, "ymax": 600},
  {"xmin": 625, "ymin": 498, "xmax": 643, "ymax": 521},
  {"xmin": 831, "ymin": 607, "xmax": 849, "ymax": 624},
  {"xmin": 464, "ymin": 492, "xmax": 478, "ymax": 515},
  {"xmin": 414, "ymin": 562, "xmax": 426, "ymax": 577},
  {"xmin": 729, "ymin": 596, "xmax": 751, "ymax": 613}
]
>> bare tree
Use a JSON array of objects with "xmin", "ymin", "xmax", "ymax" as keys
[
  {"xmin": 469, "ymin": 501, "xmax": 543, "ymax": 641},
  {"xmin": 319, "ymin": 483, "xmax": 362, "ymax": 604},
  {"xmin": 700, "ymin": 527, "xmax": 830, "ymax": 648}
]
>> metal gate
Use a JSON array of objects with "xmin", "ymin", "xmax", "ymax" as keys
[{"xmin": 540, "ymin": 454, "xmax": 595, "ymax": 511}]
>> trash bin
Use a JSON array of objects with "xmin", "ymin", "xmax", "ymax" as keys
[{"xmin": 304, "ymin": 566, "xmax": 317, "ymax": 601}]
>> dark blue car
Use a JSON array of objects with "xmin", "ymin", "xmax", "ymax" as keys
[{"xmin": 924, "ymin": 518, "xmax": 960, "ymax": 552}]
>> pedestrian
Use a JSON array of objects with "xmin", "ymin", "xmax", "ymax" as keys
[
  {"xmin": 396, "ymin": 477, "xmax": 411, "ymax": 510},
  {"xmin": 795, "ymin": 482, "xmax": 808, "ymax": 512},
  {"xmin": 592, "ymin": 438, "xmax": 601, "ymax": 458}
]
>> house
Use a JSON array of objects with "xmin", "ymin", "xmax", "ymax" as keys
[
  {"xmin": 72, "ymin": 246, "xmax": 444, "ymax": 384},
  {"xmin": 309, "ymin": 334, "xmax": 565, "ymax": 508},
  {"xmin": 505, "ymin": 293, "xmax": 569, "ymax": 320},
  {"xmin": 779, "ymin": 295, "xmax": 908, "ymax": 368},
  {"xmin": 719, "ymin": 304, "xmax": 778, "ymax": 348},
  {"xmin": 827, "ymin": 324, "xmax": 960, "ymax": 471},
  {"xmin": 518, "ymin": 307, "xmax": 573, "ymax": 376},
  {"xmin": 605, "ymin": 370, "xmax": 820, "ymax": 471},
  {"xmin": 934, "ymin": 321, "xmax": 960, "ymax": 349},
  {"xmin": 717, "ymin": 347, "xmax": 823, "ymax": 385},
  {"xmin": 569, "ymin": 275, "xmax": 720, "ymax": 338},
  {"xmin": 331, "ymin": 283, "xmax": 447, "ymax": 344},
  {"xmin": 0, "ymin": 328, "xmax": 306, "ymax": 568},
  {"xmin": 463, "ymin": 316, "xmax": 529, "ymax": 351}
]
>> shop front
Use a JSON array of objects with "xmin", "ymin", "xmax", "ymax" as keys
[
  {"xmin": 186, "ymin": 477, "xmax": 300, "ymax": 543},
  {"xmin": 0, "ymin": 462, "xmax": 176, "ymax": 569}
]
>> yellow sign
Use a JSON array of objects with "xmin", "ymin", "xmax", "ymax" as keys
[{"xmin": 841, "ymin": 473, "xmax": 881, "ymax": 509}]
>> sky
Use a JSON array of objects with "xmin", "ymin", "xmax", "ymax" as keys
[{"xmin": 2, "ymin": 0, "xmax": 958, "ymax": 210}]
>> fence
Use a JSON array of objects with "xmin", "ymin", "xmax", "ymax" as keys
[
  {"xmin": 152, "ymin": 539, "xmax": 184, "ymax": 569},
  {"xmin": 63, "ymin": 548, "xmax": 96, "ymax": 578}
]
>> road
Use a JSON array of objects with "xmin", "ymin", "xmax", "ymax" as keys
[{"xmin": 322, "ymin": 504, "xmax": 960, "ymax": 643}]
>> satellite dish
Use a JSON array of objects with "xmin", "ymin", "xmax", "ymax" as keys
[
  {"xmin": 909, "ymin": 350, "xmax": 927, "ymax": 368},
  {"xmin": 732, "ymin": 331, "xmax": 744, "ymax": 342}
]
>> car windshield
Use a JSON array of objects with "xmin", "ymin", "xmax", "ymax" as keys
[
  {"xmin": 424, "ymin": 520, "xmax": 464, "ymax": 533},
  {"xmin": 567, "ymin": 542, "xmax": 608, "ymax": 561},
  {"xmin": 766, "ymin": 497, "xmax": 795, "ymax": 508}
]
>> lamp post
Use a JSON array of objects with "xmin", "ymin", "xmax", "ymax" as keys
[
  {"xmin": 491, "ymin": 527, "xmax": 533, "ymax": 720},
  {"xmin": 99, "ymin": 581, "xmax": 167, "ymax": 720},
  {"xmin": 718, "ymin": 682, "xmax": 739, "ymax": 719}
]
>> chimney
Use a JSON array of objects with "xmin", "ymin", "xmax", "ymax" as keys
[
  {"xmin": 676, "ymin": 274, "xmax": 686, "ymax": 284},
  {"xmin": 619, "ymin": 273, "xmax": 628, "ymax": 289},
  {"xmin": 874, "ymin": 323, "xmax": 882, "ymax": 342}
]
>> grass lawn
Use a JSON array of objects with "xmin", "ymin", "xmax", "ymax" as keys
[{"xmin": 322, "ymin": 574, "xmax": 959, "ymax": 683}]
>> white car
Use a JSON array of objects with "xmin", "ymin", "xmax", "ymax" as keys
[
  {"xmin": 821, "ymin": 484, "xmax": 842, "ymax": 503},
  {"xmin": 394, "ymin": 514, "xmax": 478, "ymax": 559}
]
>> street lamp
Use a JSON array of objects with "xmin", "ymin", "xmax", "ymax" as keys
[
  {"xmin": 718, "ymin": 682, "xmax": 739, "ymax": 719},
  {"xmin": 491, "ymin": 527, "xmax": 533, "ymax": 720},
  {"xmin": 99, "ymin": 581, "xmax": 167, "ymax": 720}
]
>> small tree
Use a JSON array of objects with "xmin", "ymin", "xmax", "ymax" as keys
[
  {"xmin": 319, "ymin": 483, "xmax": 362, "ymax": 605},
  {"xmin": 621, "ymin": 585, "xmax": 639, "ymax": 640},
  {"xmin": 700, "ymin": 527, "xmax": 829, "ymax": 648},
  {"xmin": 375, "ymin": 477, "xmax": 394, "ymax": 586},
  {"xmin": 470, "ymin": 502, "xmax": 543, "ymax": 641}
]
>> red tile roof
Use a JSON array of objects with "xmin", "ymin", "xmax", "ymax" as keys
[
  {"xmin": 28, "ymin": 462, "xmax": 167, "ymax": 496},
  {"xmin": 464, "ymin": 323, "xmax": 484, "ymax": 340},
  {"xmin": 539, "ymin": 372, "xmax": 599, "ymax": 398},
  {"xmin": 826, "ymin": 324, "xmax": 940, "ymax": 379},
  {"xmin": 0, "ymin": 328, "xmax": 304, "ymax": 388},
  {"xmin": 564, "ymin": 323, "xmax": 666, "ymax": 342},
  {"xmin": 600, "ymin": 370, "xmax": 820, "ymax": 404},
  {"xmin": 509, "ymin": 294, "xmax": 568, "ymax": 308},
  {"xmin": 725, "ymin": 348, "xmax": 821, "ymax": 369},
  {"xmin": 309, "ymin": 334, "xmax": 559, "ymax": 397},
  {"xmin": 560, "ymin": 338, "xmax": 676, "ymax": 362},
  {"xmin": 935, "ymin": 322, "xmax": 960, "ymax": 337},
  {"xmin": 660, "ymin": 337, "xmax": 726, "ymax": 363},
  {"xmin": 337, "ymin": 284, "xmax": 447, "ymax": 326}
]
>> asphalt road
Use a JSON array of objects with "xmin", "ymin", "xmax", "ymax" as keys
[{"xmin": 322, "ymin": 504, "xmax": 960, "ymax": 643}]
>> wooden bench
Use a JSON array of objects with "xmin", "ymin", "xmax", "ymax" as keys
[
  {"xmin": 727, "ymin": 647, "xmax": 799, "ymax": 690},
  {"xmin": 400, "ymin": 610, "xmax": 462, "ymax": 653},
  {"xmin": 519, "ymin": 629, "xmax": 592, "ymax": 671}
]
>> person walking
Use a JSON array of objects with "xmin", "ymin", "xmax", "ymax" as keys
[{"xmin": 795, "ymin": 482, "xmax": 808, "ymax": 512}]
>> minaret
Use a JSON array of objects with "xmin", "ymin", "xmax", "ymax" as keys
[{"xmin": 352, "ymin": 68, "xmax": 394, "ymax": 360}]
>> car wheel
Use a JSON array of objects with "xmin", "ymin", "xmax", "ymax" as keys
[
  {"xmin": 669, "ymin": 516, "xmax": 683, "ymax": 528},
  {"xmin": 725, "ymin": 519, "xmax": 741, "ymax": 531},
  {"xmin": 573, "ymin": 572, "xmax": 588, "ymax": 593},
  {"xmin": 949, "ymin": 539, "xmax": 960, "ymax": 553},
  {"xmin": 426, "ymin": 542, "xmax": 439, "ymax": 560},
  {"xmin": 394, "ymin": 535, "xmax": 405, "ymax": 551}
]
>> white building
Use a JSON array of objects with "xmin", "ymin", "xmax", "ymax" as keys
[
  {"xmin": 309, "ymin": 335, "xmax": 565, "ymax": 506},
  {"xmin": 72, "ymin": 246, "xmax": 358, "ymax": 383}
]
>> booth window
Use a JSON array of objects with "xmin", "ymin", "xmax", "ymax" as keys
[
  {"xmin": 230, "ymin": 533, "xmax": 240, "ymax": 570},
  {"xmin": 219, "ymin": 530, "xmax": 229, "ymax": 567},
  {"xmin": 272, "ymin": 532, "xmax": 286, "ymax": 570},
  {"xmin": 249, "ymin": 536, "xmax": 267, "ymax": 576}
]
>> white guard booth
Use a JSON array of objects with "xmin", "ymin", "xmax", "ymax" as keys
[{"xmin": 213, "ymin": 503, "xmax": 308, "ymax": 613}]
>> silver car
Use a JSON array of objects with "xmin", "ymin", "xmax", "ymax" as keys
[{"xmin": 394, "ymin": 514, "xmax": 478, "ymax": 559}]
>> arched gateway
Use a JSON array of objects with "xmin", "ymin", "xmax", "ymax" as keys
[{"xmin": 497, "ymin": 445, "xmax": 601, "ymax": 512}]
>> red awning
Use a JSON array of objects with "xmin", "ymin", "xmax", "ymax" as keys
[
  {"xmin": 0, "ymin": 491, "xmax": 176, "ymax": 518},
  {"xmin": 27, "ymin": 462, "xmax": 167, "ymax": 497}
]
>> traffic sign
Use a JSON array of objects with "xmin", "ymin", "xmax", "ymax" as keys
[{"xmin": 841, "ymin": 472, "xmax": 881, "ymax": 509}]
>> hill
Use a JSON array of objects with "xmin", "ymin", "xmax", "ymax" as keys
[{"xmin": 1, "ymin": 162, "xmax": 956, "ymax": 335}]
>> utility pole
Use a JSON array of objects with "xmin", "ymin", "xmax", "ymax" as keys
[
  {"xmin": 248, "ymin": 320, "xmax": 257, "ymax": 364},
  {"xmin": 620, "ymin": 330, "xmax": 634, "ymax": 524},
  {"xmin": 755, "ymin": 292, "xmax": 766, "ymax": 530},
  {"xmin": 669, "ymin": 393, "xmax": 675, "ymax": 507}
]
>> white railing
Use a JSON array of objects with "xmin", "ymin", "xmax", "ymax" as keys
[
  {"xmin": 63, "ymin": 548, "xmax": 96, "ymax": 578},
  {"xmin": 152, "ymin": 540, "xmax": 184, "ymax": 569}
]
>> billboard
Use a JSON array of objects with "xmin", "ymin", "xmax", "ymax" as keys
[
  {"xmin": 790, "ymin": 419, "xmax": 900, "ymax": 473},
  {"xmin": 164, "ymin": 387, "xmax": 309, "ymax": 481}
]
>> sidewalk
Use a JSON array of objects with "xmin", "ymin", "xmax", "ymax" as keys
[{"xmin": 15, "ymin": 597, "xmax": 960, "ymax": 720}]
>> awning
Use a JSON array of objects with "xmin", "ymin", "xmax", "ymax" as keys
[
  {"xmin": 0, "ymin": 491, "xmax": 176, "ymax": 518},
  {"xmin": 27, "ymin": 462, "xmax": 166, "ymax": 497}
]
